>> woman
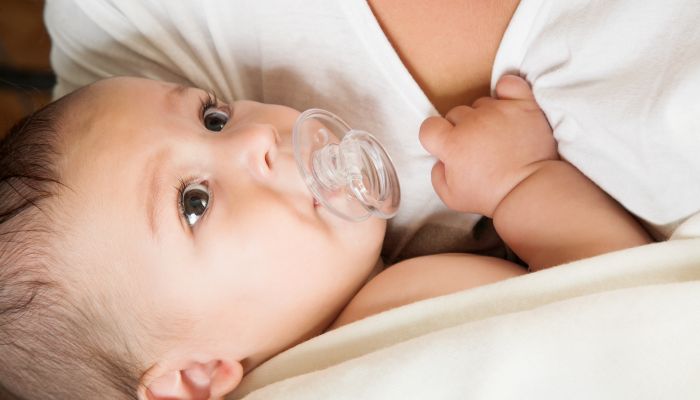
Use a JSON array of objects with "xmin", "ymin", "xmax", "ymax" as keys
[{"xmin": 45, "ymin": 0, "xmax": 700, "ymax": 262}]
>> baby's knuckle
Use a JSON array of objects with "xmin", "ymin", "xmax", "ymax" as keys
[
  {"xmin": 419, "ymin": 119, "xmax": 441, "ymax": 140},
  {"xmin": 445, "ymin": 105, "xmax": 472, "ymax": 121},
  {"xmin": 419, "ymin": 117, "xmax": 436, "ymax": 135},
  {"xmin": 472, "ymin": 97, "xmax": 493, "ymax": 108}
]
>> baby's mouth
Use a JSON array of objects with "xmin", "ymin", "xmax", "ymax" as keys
[{"xmin": 276, "ymin": 149, "xmax": 319, "ymax": 211}]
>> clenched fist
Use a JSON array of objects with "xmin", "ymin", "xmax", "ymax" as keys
[{"xmin": 419, "ymin": 75, "xmax": 557, "ymax": 217}]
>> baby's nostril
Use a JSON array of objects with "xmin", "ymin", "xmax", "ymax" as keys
[{"xmin": 264, "ymin": 139, "xmax": 278, "ymax": 170}]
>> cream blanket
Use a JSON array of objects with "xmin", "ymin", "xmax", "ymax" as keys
[{"xmin": 230, "ymin": 213, "xmax": 700, "ymax": 399}]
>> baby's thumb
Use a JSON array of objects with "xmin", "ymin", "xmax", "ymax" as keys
[
  {"xmin": 430, "ymin": 161, "xmax": 458, "ymax": 211},
  {"xmin": 494, "ymin": 75, "xmax": 534, "ymax": 101}
]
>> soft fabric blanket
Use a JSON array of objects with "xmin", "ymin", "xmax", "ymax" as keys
[{"xmin": 230, "ymin": 213, "xmax": 700, "ymax": 399}]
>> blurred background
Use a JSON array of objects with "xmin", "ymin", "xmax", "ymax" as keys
[{"xmin": 0, "ymin": 0, "xmax": 54, "ymax": 136}]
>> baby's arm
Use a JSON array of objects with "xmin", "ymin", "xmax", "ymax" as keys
[
  {"xmin": 330, "ymin": 76, "xmax": 652, "ymax": 330},
  {"xmin": 420, "ymin": 75, "xmax": 651, "ymax": 270},
  {"xmin": 329, "ymin": 253, "xmax": 525, "ymax": 329},
  {"xmin": 493, "ymin": 160, "xmax": 651, "ymax": 270}
]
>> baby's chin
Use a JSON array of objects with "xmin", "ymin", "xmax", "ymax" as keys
[
  {"xmin": 328, "ymin": 212, "xmax": 386, "ymax": 246},
  {"xmin": 343, "ymin": 217, "xmax": 386, "ymax": 265}
]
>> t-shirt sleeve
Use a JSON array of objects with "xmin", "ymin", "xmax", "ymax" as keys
[
  {"xmin": 44, "ymin": 0, "xmax": 248, "ymax": 101},
  {"xmin": 491, "ymin": 0, "xmax": 700, "ymax": 235}
]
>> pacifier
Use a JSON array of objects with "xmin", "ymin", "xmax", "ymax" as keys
[{"xmin": 293, "ymin": 109, "xmax": 400, "ymax": 222}]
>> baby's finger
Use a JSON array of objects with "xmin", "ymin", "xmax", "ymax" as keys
[
  {"xmin": 430, "ymin": 161, "xmax": 457, "ymax": 211},
  {"xmin": 444, "ymin": 104, "xmax": 474, "ymax": 125},
  {"xmin": 419, "ymin": 116, "xmax": 453, "ymax": 158},
  {"xmin": 472, "ymin": 96, "xmax": 497, "ymax": 109},
  {"xmin": 494, "ymin": 74, "xmax": 535, "ymax": 101}
]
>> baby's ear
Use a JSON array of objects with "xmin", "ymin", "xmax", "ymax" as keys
[{"xmin": 138, "ymin": 359, "xmax": 243, "ymax": 400}]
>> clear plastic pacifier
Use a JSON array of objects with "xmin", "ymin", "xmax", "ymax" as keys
[{"xmin": 293, "ymin": 109, "xmax": 400, "ymax": 222}]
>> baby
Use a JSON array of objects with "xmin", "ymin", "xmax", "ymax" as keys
[{"xmin": 0, "ymin": 75, "xmax": 650, "ymax": 400}]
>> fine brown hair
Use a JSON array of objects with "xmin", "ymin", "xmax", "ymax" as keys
[{"xmin": 0, "ymin": 96, "xmax": 141, "ymax": 400}]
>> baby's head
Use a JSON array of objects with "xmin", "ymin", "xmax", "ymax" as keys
[{"xmin": 0, "ymin": 77, "xmax": 386, "ymax": 399}]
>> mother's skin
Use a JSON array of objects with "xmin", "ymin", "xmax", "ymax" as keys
[{"xmin": 368, "ymin": 0, "xmax": 520, "ymax": 115}]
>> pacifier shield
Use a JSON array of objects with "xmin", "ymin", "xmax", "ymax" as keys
[{"xmin": 292, "ymin": 109, "xmax": 400, "ymax": 221}]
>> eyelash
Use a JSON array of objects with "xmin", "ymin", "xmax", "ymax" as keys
[
  {"xmin": 199, "ymin": 91, "xmax": 219, "ymax": 118},
  {"xmin": 175, "ymin": 176, "xmax": 213, "ymax": 231},
  {"xmin": 176, "ymin": 176, "xmax": 194, "ymax": 225}
]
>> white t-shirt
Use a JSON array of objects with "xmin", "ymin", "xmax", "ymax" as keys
[
  {"xmin": 492, "ymin": 0, "xmax": 700, "ymax": 237},
  {"xmin": 45, "ymin": 0, "xmax": 700, "ymax": 260},
  {"xmin": 46, "ymin": 0, "xmax": 501, "ymax": 263}
]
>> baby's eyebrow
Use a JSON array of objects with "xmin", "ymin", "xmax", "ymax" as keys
[
  {"xmin": 167, "ymin": 84, "xmax": 191, "ymax": 106},
  {"xmin": 144, "ymin": 148, "xmax": 173, "ymax": 240}
]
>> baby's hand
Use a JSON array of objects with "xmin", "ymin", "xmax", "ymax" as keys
[{"xmin": 419, "ymin": 75, "xmax": 557, "ymax": 217}]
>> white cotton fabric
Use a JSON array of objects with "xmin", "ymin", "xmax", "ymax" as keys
[
  {"xmin": 492, "ymin": 0, "xmax": 700, "ymax": 236},
  {"xmin": 45, "ymin": 0, "xmax": 700, "ymax": 251},
  {"xmin": 45, "ymin": 0, "xmax": 490, "ymax": 262},
  {"xmin": 46, "ymin": 0, "xmax": 700, "ymax": 253}
]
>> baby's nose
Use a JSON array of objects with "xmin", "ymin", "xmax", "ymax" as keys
[{"xmin": 231, "ymin": 123, "xmax": 280, "ymax": 180}]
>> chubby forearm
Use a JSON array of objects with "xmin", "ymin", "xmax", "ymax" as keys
[
  {"xmin": 419, "ymin": 75, "xmax": 652, "ymax": 269},
  {"xmin": 493, "ymin": 160, "xmax": 652, "ymax": 270},
  {"xmin": 329, "ymin": 254, "xmax": 525, "ymax": 330}
]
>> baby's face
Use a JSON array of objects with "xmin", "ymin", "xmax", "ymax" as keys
[{"xmin": 57, "ymin": 77, "xmax": 386, "ymax": 368}]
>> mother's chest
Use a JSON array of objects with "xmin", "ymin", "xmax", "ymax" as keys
[{"xmin": 366, "ymin": 0, "xmax": 519, "ymax": 114}]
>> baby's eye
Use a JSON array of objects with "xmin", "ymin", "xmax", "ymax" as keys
[
  {"xmin": 203, "ymin": 107, "xmax": 229, "ymax": 132},
  {"xmin": 180, "ymin": 182, "xmax": 210, "ymax": 227}
]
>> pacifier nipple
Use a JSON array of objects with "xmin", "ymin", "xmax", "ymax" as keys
[{"xmin": 293, "ymin": 109, "xmax": 400, "ymax": 221}]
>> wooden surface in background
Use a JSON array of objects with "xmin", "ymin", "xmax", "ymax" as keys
[{"xmin": 0, "ymin": 0, "xmax": 53, "ymax": 136}]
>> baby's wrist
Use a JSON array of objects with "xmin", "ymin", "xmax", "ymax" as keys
[{"xmin": 488, "ymin": 160, "xmax": 562, "ymax": 218}]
